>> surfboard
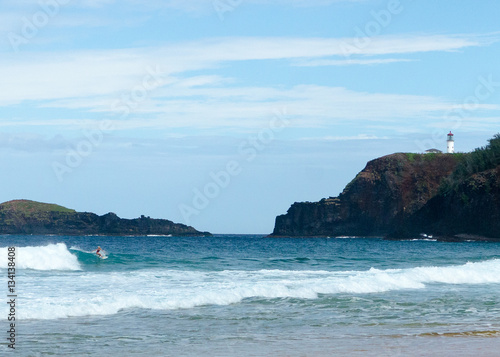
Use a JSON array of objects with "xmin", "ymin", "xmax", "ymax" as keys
[{"xmin": 98, "ymin": 254, "xmax": 108, "ymax": 260}]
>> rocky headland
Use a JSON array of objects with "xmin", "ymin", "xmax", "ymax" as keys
[
  {"xmin": 0, "ymin": 200, "xmax": 211, "ymax": 236},
  {"xmin": 271, "ymin": 135, "xmax": 500, "ymax": 241}
]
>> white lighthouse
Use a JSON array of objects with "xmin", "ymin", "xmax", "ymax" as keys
[{"xmin": 447, "ymin": 131, "xmax": 454, "ymax": 153}]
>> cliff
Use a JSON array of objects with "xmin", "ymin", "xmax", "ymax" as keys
[
  {"xmin": 272, "ymin": 153, "xmax": 461, "ymax": 237},
  {"xmin": 396, "ymin": 166, "xmax": 500, "ymax": 240},
  {"xmin": 271, "ymin": 134, "xmax": 500, "ymax": 240},
  {"xmin": 0, "ymin": 200, "xmax": 211, "ymax": 236}
]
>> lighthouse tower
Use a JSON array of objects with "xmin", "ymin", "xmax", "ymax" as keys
[{"xmin": 447, "ymin": 131, "xmax": 454, "ymax": 153}]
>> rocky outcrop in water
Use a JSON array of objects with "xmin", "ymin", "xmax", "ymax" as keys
[
  {"xmin": 0, "ymin": 200, "xmax": 211, "ymax": 236},
  {"xmin": 271, "ymin": 135, "xmax": 500, "ymax": 240},
  {"xmin": 271, "ymin": 153, "xmax": 460, "ymax": 237}
]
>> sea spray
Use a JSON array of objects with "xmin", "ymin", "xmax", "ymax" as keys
[
  {"xmin": 0, "ymin": 243, "xmax": 81, "ymax": 271},
  {"xmin": 13, "ymin": 259, "xmax": 500, "ymax": 320}
]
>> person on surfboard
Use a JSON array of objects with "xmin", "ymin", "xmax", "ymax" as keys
[{"xmin": 95, "ymin": 246, "xmax": 103, "ymax": 258}]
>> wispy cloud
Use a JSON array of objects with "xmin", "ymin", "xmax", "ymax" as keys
[
  {"xmin": 6, "ymin": 84, "xmax": 498, "ymax": 136},
  {"xmin": 294, "ymin": 58, "xmax": 415, "ymax": 66},
  {"xmin": 3, "ymin": 0, "xmax": 363, "ymax": 14},
  {"xmin": 176, "ymin": 34, "xmax": 496, "ymax": 61},
  {"xmin": 1, "ymin": 33, "xmax": 499, "ymax": 139},
  {"xmin": 0, "ymin": 33, "xmax": 495, "ymax": 105},
  {"xmin": 0, "ymin": 132, "xmax": 69, "ymax": 152},
  {"xmin": 300, "ymin": 134, "xmax": 389, "ymax": 141},
  {"xmin": 82, "ymin": 0, "xmax": 364, "ymax": 11}
]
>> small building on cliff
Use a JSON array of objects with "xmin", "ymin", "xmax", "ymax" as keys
[{"xmin": 425, "ymin": 149, "xmax": 442, "ymax": 154}]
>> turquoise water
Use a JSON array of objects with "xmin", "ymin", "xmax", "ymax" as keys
[{"xmin": 2, "ymin": 235, "xmax": 500, "ymax": 356}]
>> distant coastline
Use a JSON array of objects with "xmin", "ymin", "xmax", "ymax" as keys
[{"xmin": 0, "ymin": 200, "xmax": 211, "ymax": 237}]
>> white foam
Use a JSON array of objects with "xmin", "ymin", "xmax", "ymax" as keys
[
  {"xmin": 0, "ymin": 243, "xmax": 81, "ymax": 271},
  {"xmin": 69, "ymin": 246, "xmax": 94, "ymax": 254},
  {"xmin": 9, "ymin": 259, "xmax": 500, "ymax": 320},
  {"xmin": 70, "ymin": 246, "xmax": 107, "ymax": 257}
]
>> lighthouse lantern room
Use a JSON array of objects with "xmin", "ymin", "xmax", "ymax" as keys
[{"xmin": 447, "ymin": 131, "xmax": 455, "ymax": 154}]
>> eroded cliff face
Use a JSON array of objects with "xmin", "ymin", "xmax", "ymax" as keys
[
  {"xmin": 403, "ymin": 166, "xmax": 500, "ymax": 239},
  {"xmin": 271, "ymin": 153, "xmax": 461, "ymax": 237},
  {"xmin": 0, "ymin": 200, "xmax": 210, "ymax": 236}
]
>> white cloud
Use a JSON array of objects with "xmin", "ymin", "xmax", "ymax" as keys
[
  {"xmin": 300, "ymin": 134, "xmax": 388, "ymax": 141},
  {"xmin": 2, "ymin": 0, "xmax": 362, "ymax": 17},
  {"xmin": 172, "ymin": 34, "xmax": 494, "ymax": 61},
  {"xmin": 0, "ymin": 33, "xmax": 494, "ymax": 105},
  {"xmin": 431, "ymin": 116, "xmax": 500, "ymax": 131},
  {"xmin": 0, "ymin": 33, "xmax": 498, "ymax": 137},
  {"xmin": 294, "ymin": 58, "xmax": 415, "ymax": 66},
  {"xmin": 0, "ymin": 132, "xmax": 68, "ymax": 151},
  {"xmin": 5, "ymin": 84, "xmax": 495, "ymax": 135},
  {"xmin": 78, "ymin": 0, "xmax": 363, "ymax": 11}
]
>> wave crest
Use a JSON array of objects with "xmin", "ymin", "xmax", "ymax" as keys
[
  {"xmin": 0, "ymin": 243, "xmax": 81, "ymax": 271},
  {"xmin": 16, "ymin": 259, "xmax": 500, "ymax": 320}
]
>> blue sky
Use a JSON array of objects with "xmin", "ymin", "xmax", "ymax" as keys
[{"xmin": 1, "ymin": 0, "xmax": 499, "ymax": 234}]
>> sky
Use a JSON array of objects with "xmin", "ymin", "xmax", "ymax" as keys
[{"xmin": 0, "ymin": 0, "xmax": 499, "ymax": 234}]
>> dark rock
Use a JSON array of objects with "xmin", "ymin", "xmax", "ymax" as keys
[
  {"xmin": 271, "ymin": 146, "xmax": 500, "ymax": 241},
  {"xmin": 0, "ymin": 200, "xmax": 211, "ymax": 236},
  {"xmin": 400, "ymin": 166, "xmax": 500, "ymax": 240},
  {"xmin": 271, "ymin": 153, "xmax": 460, "ymax": 237}
]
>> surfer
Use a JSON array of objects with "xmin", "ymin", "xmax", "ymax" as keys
[{"xmin": 95, "ymin": 246, "xmax": 102, "ymax": 258}]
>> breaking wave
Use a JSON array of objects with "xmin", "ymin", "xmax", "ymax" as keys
[
  {"xmin": 0, "ymin": 243, "xmax": 81, "ymax": 271},
  {"xmin": 14, "ymin": 258, "xmax": 500, "ymax": 320}
]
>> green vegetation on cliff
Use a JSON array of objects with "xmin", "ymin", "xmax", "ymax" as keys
[
  {"xmin": 405, "ymin": 134, "xmax": 500, "ymax": 239},
  {"xmin": 442, "ymin": 134, "xmax": 500, "ymax": 192},
  {"xmin": 0, "ymin": 200, "xmax": 76, "ymax": 215},
  {"xmin": 272, "ymin": 134, "xmax": 500, "ymax": 240}
]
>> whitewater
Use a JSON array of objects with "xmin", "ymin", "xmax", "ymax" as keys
[{"xmin": 1, "ymin": 235, "xmax": 500, "ymax": 356}]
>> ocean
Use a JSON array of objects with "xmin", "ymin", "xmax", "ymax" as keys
[{"xmin": 1, "ymin": 235, "xmax": 500, "ymax": 356}]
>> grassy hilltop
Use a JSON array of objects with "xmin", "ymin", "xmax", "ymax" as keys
[{"xmin": 0, "ymin": 199, "xmax": 210, "ymax": 236}]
